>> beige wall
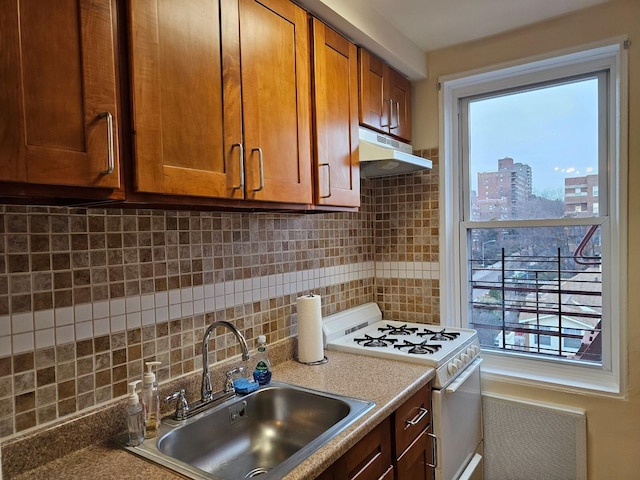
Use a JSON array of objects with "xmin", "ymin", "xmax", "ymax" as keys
[{"xmin": 413, "ymin": 0, "xmax": 640, "ymax": 477}]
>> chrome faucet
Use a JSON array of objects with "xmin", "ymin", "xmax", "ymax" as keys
[{"xmin": 201, "ymin": 320, "xmax": 250, "ymax": 402}]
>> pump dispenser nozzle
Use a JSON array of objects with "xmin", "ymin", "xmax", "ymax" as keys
[
  {"xmin": 127, "ymin": 380, "xmax": 142, "ymax": 405},
  {"xmin": 144, "ymin": 361, "xmax": 161, "ymax": 384}
]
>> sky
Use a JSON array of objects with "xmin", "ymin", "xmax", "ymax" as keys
[{"xmin": 468, "ymin": 77, "xmax": 599, "ymax": 199}]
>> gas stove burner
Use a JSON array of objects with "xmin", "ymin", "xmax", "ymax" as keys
[
  {"xmin": 394, "ymin": 341, "xmax": 442, "ymax": 355},
  {"xmin": 354, "ymin": 334, "xmax": 398, "ymax": 348},
  {"xmin": 378, "ymin": 324, "xmax": 419, "ymax": 335},
  {"xmin": 418, "ymin": 328, "xmax": 461, "ymax": 342}
]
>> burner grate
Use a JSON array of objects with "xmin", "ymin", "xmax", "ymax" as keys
[
  {"xmin": 378, "ymin": 324, "xmax": 419, "ymax": 335},
  {"xmin": 354, "ymin": 334, "xmax": 398, "ymax": 348},
  {"xmin": 394, "ymin": 341, "xmax": 442, "ymax": 355},
  {"xmin": 418, "ymin": 328, "xmax": 461, "ymax": 341}
]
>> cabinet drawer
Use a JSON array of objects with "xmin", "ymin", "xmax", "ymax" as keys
[
  {"xmin": 333, "ymin": 417, "xmax": 393, "ymax": 480},
  {"xmin": 393, "ymin": 384, "xmax": 431, "ymax": 456}
]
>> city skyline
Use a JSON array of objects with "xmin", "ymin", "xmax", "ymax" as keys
[{"xmin": 468, "ymin": 76, "xmax": 600, "ymax": 199}]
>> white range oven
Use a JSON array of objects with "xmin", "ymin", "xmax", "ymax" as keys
[{"xmin": 323, "ymin": 303, "xmax": 483, "ymax": 480}]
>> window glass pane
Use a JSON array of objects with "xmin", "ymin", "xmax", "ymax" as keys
[
  {"xmin": 468, "ymin": 78, "xmax": 600, "ymax": 221},
  {"xmin": 468, "ymin": 225, "xmax": 602, "ymax": 364}
]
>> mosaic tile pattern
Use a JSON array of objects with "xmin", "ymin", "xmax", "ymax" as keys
[
  {"xmin": 0, "ymin": 149, "xmax": 441, "ymax": 439},
  {"xmin": 372, "ymin": 148, "xmax": 441, "ymax": 321}
]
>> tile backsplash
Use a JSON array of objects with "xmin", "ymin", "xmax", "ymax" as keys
[{"xmin": 0, "ymin": 149, "xmax": 439, "ymax": 439}]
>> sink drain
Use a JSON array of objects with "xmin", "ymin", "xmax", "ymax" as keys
[{"xmin": 245, "ymin": 467, "xmax": 270, "ymax": 478}]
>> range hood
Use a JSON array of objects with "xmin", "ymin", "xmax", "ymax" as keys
[{"xmin": 359, "ymin": 127, "xmax": 432, "ymax": 179}]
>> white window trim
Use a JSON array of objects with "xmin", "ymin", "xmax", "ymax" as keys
[{"xmin": 438, "ymin": 38, "xmax": 628, "ymax": 397}]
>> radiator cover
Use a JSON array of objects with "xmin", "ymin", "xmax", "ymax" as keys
[{"xmin": 483, "ymin": 394, "xmax": 587, "ymax": 480}]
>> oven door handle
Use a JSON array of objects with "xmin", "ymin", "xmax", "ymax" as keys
[{"xmin": 445, "ymin": 358, "xmax": 482, "ymax": 394}]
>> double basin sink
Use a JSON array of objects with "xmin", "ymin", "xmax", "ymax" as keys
[{"xmin": 117, "ymin": 381, "xmax": 374, "ymax": 479}]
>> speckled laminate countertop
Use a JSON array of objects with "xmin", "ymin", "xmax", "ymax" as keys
[{"xmin": 9, "ymin": 350, "xmax": 434, "ymax": 480}]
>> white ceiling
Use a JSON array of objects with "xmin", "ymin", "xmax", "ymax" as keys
[
  {"xmin": 298, "ymin": 0, "xmax": 617, "ymax": 79},
  {"xmin": 368, "ymin": 0, "xmax": 615, "ymax": 52}
]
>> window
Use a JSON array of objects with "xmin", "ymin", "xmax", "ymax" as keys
[{"xmin": 440, "ymin": 41, "xmax": 627, "ymax": 394}]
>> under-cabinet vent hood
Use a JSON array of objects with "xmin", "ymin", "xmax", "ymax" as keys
[{"xmin": 359, "ymin": 127, "xmax": 432, "ymax": 179}]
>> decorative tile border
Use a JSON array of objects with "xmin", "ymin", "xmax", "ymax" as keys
[{"xmin": 0, "ymin": 262, "xmax": 375, "ymax": 356}]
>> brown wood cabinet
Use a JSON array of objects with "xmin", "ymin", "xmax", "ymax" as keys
[
  {"xmin": 310, "ymin": 18, "xmax": 360, "ymax": 208},
  {"xmin": 317, "ymin": 381, "xmax": 434, "ymax": 480},
  {"xmin": 396, "ymin": 429, "xmax": 435, "ymax": 480},
  {"xmin": 129, "ymin": 0, "xmax": 312, "ymax": 205},
  {"xmin": 0, "ymin": 0, "xmax": 122, "ymax": 192},
  {"xmin": 318, "ymin": 417, "xmax": 393, "ymax": 480},
  {"xmin": 358, "ymin": 48, "xmax": 412, "ymax": 143},
  {"xmin": 393, "ymin": 383, "xmax": 435, "ymax": 480}
]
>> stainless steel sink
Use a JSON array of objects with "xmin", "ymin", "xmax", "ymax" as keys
[{"xmin": 116, "ymin": 381, "xmax": 374, "ymax": 479}]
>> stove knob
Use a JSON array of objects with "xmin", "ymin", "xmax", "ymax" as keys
[
  {"xmin": 461, "ymin": 353, "xmax": 470, "ymax": 364},
  {"xmin": 448, "ymin": 361, "xmax": 459, "ymax": 375},
  {"xmin": 466, "ymin": 347, "xmax": 475, "ymax": 358},
  {"xmin": 454, "ymin": 359, "xmax": 463, "ymax": 370}
]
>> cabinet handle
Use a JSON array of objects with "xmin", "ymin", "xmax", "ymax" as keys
[
  {"xmin": 405, "ymin": 407, "xmax": 428, "ymax": 429},
  {"xmin": 320, "ymin": 163, "xmax": 332, "ymax": 198},
  {"xmin": 252, "ymin": 147, "xmax": 264, "ymax": 192},
  {"xmin": 390, "ymin": 101, "xmax": 400, "ymax": 130},
  {"xmin": 380, "ymin": 98, "xmax": 393, "ymax": 128},
  {"xmin": 427, "ymin": 432, "xmax": 438, "ymax": 468},
  {"xmin": 231, "ymin": 143, "xmax": 245, "ymax": 191},
  {"xmin": 98, "ymin": 112, "xmax": 115, "ymax": 175}
]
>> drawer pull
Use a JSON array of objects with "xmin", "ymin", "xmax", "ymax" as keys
[
  {"xmin": 231, "ymin": 143, "xmax": 245, "ymax": 191},
  {"xmin": 252, "ymin": 147, "xmax": 265, "ymax": 192},
  {"xmin": 427, "ymin": 432, "xmax": 438, "ymax": 468},
  {"xmin": 405, "ymin": 407, "xmax": 428, "ymax": 429},
  {"xmin": 320, "ymin": 163, "xmax": 332, "ymax": 198},
  {"xmin": 98, "ymin": 112, "xmax": 115, "ymax": 175}
]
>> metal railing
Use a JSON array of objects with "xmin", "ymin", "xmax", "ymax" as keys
[{"xmin": 469, "ymin": 248, "xmax": 602, "ymax": 363}]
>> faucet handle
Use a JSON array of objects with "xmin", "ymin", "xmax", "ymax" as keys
[
  {"xmin": 225, "ymin": 367, "xmax": 245, "ymax": 393},
  {"xmin": 164, "ymin": 388, "xmax": 189, "ymax": 420}
]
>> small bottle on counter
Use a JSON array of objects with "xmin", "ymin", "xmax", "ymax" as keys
[
  {"xmin": 142, "ymin": 361, "xmax": 161, "ymax": 438},
  {"xmin": 125, "ymin": 380, "xmax": 144, "ymax": 446},
  {"xmin": 252, "ymin": 335, "xmax": 272, "ymax": 386}
]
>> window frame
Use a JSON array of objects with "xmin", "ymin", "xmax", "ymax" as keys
[{"xmin": 438, "ymin": 39, "xmax": 628, "ymax": 396}]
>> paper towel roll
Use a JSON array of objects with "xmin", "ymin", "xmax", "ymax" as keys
[{"xmin": 297, "ymin": 294, "xmax": 324, "ymax": 363}]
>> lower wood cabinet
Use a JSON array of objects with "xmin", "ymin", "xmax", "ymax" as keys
[
  {"xmin": 396, "ymin": 429, "xmax": 435, "ymax": 480},
  {"xmin": 318, "ymin": 417, "xmax": 392, "ymax": 480},
  {"xmin": 393, "ymin": 383, "xmax": 435, "ymax": 480},
  {"xmin": 317, "ymin": 381, "xmax": 434, "ymax": 480}
]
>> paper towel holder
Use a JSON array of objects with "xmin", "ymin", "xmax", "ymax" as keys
[{"xmin": 295, "ymin": 355, "xmax": 328, "ymax": 366}]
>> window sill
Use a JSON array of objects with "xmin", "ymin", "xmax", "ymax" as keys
[{"xmin": 480, "ymin": 350, "xmax": 624, "ymax": 398}]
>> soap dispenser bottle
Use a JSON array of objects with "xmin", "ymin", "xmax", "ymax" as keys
[
  {"xmin": 142, "ymin": 361, "xmax": 161, "ymax": 438},
  {"xmin": 252, "ymin": 335, "xmax": 272, "ymax": 386},
  {"xmin": 126, "ymin": 380, "xmax": 144, "ymax": 446}
]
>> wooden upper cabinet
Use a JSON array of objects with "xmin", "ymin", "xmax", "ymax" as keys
[
  {"xmin": 129, "ymin": 0, "xmax": 311, "ymax": 205},
  {"xmin": 311, "ymin": 18, "xmax": 360, "ymax": 208},
  {"xmin": 129, "ymin": 0, "xmax": 242, "ymax": 199},
  {"xmin": 388, "ymin": 68, "xmax": 412, "ymax": 143},
  {"xmin": 238, "ymin": 0, "xmax": 312, "ymax": 204},
  {"xmin": 358, "ymin": 48, "xmax": 412, "ymax": 143},
  {"xmin": 0, "ymin": 0, "xmax": 121, "ymax": 189}
]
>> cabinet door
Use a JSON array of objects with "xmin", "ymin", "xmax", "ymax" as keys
[
  {"xmin": 333, "ymin": 417, "xmax": 393, "ymax": 480},
  {"xmin": 311, "ymin": 18, "xmax": 360, "ymax": 207},
  {"xmin": 358, "ymin": 48, "xmax": 389, "ymax": 134},
  {"xmin": 0, "ymin": 0, "xmax": 121, "ymax": 189},
  {"xmin": 129, "ymin": 0, "xmax": 243, "ymax": 199},
  {"xmin": 388, "ymin": 68, "xmax": 412, "ymax": 143},
  {"xmin": 394, "ymin": 384, "xmax": 431, "ymax": 455},
  {"xmin": 396, "ymin": 429, "xmax": 434, "ymax": 480},
  {"xmin": 239, "ymin": 0, "xmax": 312, "ymax": 204}
]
